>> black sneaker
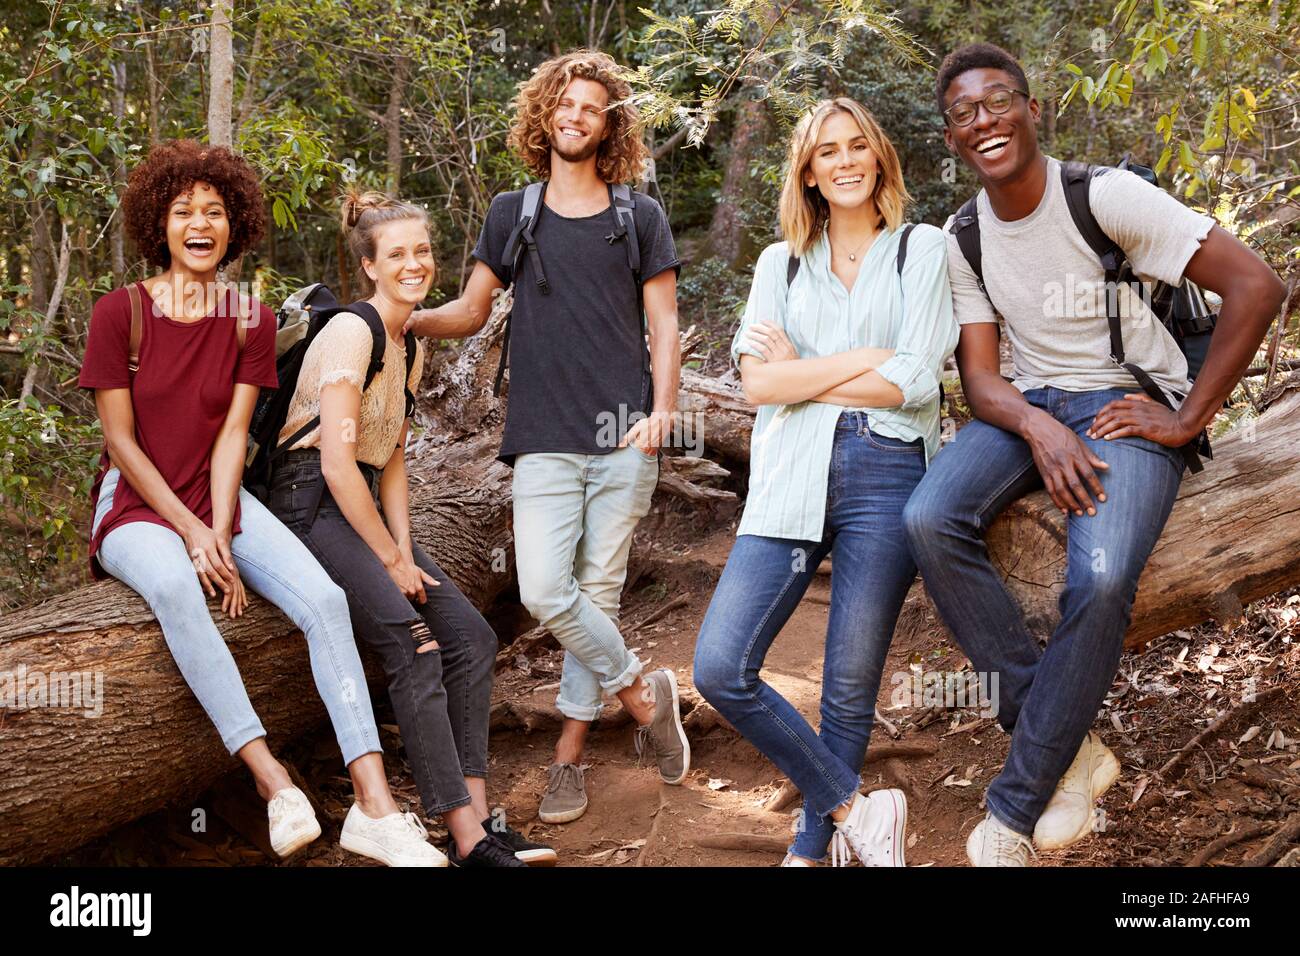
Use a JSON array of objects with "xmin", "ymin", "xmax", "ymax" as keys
[
  {"xmin": 484, "ymin": 815, "xmax": 558, "ymax": 866},
  {"xmin": 447, "ymin": 832, "xmax": 527, "ymax": 868}
]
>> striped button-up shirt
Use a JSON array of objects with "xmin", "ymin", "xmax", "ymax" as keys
[{"xmin": 731, "ymin": 223, "xmax": 957, "ymax": 541}]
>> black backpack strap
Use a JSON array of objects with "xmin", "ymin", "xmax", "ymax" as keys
[
  {"xmin": 1059, "ymin": 161, "xmax": 1204, "ymax": 473},
  {"xmin": 403, "ymin": 329, "xmax": 417, "ymax": 418},
  {"xmin": 950, "ymin": 194, "xmax": 985, "ymax": 296},
  {"xmin": 344, "ymin": 301, "xmax": 389, "ymax": 391},
  {"xmin": 896, "ymin": 223, "xmax": 916, "ymax": 277},
  {"xmin": 267, "ymin": 301, "xmax": 389, "ymax": 466}
]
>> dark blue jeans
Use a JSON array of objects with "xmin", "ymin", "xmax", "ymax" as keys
[
  {"xmin": 694, "ymin": 411, "xmax": 925, "ymax": 860},
  {"xmin": 902, "ymin": 387, "xmax": 1184, "ymax": 836}
]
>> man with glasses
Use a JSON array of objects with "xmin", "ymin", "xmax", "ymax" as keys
[{"xmin": 903, "ymin": 42, "xmax": 1284, "ymax": 865}]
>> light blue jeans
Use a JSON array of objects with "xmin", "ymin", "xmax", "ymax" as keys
[
  {"xmin": 512, "ymin": 445, "xmax": 659, "ymax": 721},
  {"xmin": 94, "ymin": 468, "xmax": 382, "ymax": 765}
]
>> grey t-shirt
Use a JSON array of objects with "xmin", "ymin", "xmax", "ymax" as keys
[
  {"xmin": 473, "ymin": 186, "xmax": 680, "ymax": 465},
  {"xmin": 944, "ymin": 155, "xmax": 1214, "ymax": 397}
]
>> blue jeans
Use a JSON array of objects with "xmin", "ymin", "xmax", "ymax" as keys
[
  {"xmin": 512, "ymin": 445, "xmax": 659, "ymax": 721},
  {"xmin": 94, "ymin": 468, "xmax": 381, "ymax": 765},
  {"xmin": 694, "ymin": 412, "xmax": 925, "ymax": 861},
  {"xmin": 902, "ymin": 387, "xmax": 1183, "ymax": 836}
]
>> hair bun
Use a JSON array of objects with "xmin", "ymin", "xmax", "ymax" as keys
[{"xmin": 340, "ymin": 189, "xmax": 391, "ymax": 231}]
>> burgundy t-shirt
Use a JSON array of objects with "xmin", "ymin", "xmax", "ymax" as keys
[{"xmin": 78, "ymin": 282, "xmax": 278, "ymax": 578}]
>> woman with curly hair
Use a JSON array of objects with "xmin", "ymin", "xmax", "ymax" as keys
[
  {"xmin": 78, "ymin": 139, "xmax": 443, "ymax": 866},
  {"xmin": 405, "ymin": 49, "xmax": 687, "ymax": 826}
]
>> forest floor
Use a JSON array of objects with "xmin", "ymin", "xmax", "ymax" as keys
[{"xmin": 61, "ymin": 499, "xmax": 1300, "ymax": 868}]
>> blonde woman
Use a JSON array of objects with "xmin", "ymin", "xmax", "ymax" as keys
[
  {"xmin": 693, "ymin": 98, "xmax": 958, "ymax": 866},
  {"xmin": 268, "ymin": 191, "xmax": 555, "ymax": 867}
]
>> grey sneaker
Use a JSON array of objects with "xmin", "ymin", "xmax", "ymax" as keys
[
  {"xmin": 634, "ymin": 668, "xmax": 691, "ymax": 785},
  {"xmin": 538, "ymin": 762, "xmax": 588, "ymax": 824}
]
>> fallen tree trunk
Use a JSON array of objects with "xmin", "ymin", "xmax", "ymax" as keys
[{"xmin": 2, "ymin": 325, "xmax": 1297, "ymax": 861}]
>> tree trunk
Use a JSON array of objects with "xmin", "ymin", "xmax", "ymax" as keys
[
  {"xmin": 144, "ymin": 35, "xmax": 161, "ymax": 145},
  {"xmin": 207, "ymin": 0, "xmax": 234, "ymax": 148},
  {"xmin": 110, "ymin": 55, "xmax": 127, "ymax": 284},
  {"xmin": 707, "ymin": 97, "xmax": 766, "ymax": 268},
  {"xmin": 384, "ymin": 56, "xmax": 410, "ymax": 195},
  {"xmin": 2, "ymin": 325, "xmax": 1297, "ymax": 861}
]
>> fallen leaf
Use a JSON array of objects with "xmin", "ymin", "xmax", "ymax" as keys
[
  {"xmin": 707, "ymin": 778, "xmax": 732, "ymax": 791},
  {"xmin": 1239, "ymin": 725, "xmax": 1262, "ymax": 745}
]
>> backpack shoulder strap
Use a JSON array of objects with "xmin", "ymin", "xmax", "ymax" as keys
[
  {"xmin": 126, "ymin": 282, "xmax": 143, "ymax": 375},
  {"xmin": 896, "ymin": 223, "xmax": 917, "ymax": 277},
  {"xmin": 501, "ymin": 183, "xmax": 549, "ymax": 293},
  {"xmin": 338, "ymin": 301, "xmax": 388, "ymax": 391},
  {"xmin": 1060, "ymin": 161, "xmax": 1121, "ymax": 267},
  {"xmin": 610, "ymin": 182, "xmax": 641, "ymax": 276},
  {"xmin": 402, "ymin": 331, "xmax": 418, "ymax": 418},
  {"xmin": 950, "ymin": 194, "xmax": 985, "ymax": 295}
]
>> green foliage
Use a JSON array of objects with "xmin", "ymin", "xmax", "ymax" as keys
[
  {"xmin": 0, "ymin": 398, "xmax": 101, "ymax": 609},
  {"xmin": 676, "ymin": 255, "xmax": 751, "ymax": 369}
]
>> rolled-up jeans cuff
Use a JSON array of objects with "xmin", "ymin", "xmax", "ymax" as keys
[
  {"xmin": 222, "ymin": 720, "xmax": 267, "ymax": 757},
  {"xmin": 598, "ymin": 653, "xmax": 642, "ymax": 696},
  {"xmin": 554, "ymin": 694, "xmax": 603, "ymax": 722}
]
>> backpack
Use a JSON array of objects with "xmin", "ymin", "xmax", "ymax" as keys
[
  {"xmin": 785, "ymin": 224, "xmax": 941, "ymax": 407},
  {"xmin": 242, "ymin": 283, "xmax": 417, "ymax": 503},
  {"xmin": 492, "ymin": 180, "xmax": 647, "ymax": 401},
  {"xmin": 949, "ymin": 157, "xmax": 1214, "ymax": 473}
]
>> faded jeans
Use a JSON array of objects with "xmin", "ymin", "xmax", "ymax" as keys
[
  {"xmin": 902, "ymin": 387, "xmax": 1184, "ymax": 836},
  {"xmin": 512, "ymin": 444, "xmax": 659, "ymax": 721},
  {"xmin": 94, "ymin": 467, "xmax": 381, "ymax": 765},
  {"xmin": 694, "ymin": 412, "xmax": 925, "ymax": 861}
]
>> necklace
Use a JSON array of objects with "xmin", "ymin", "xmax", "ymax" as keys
[{"xmin": 831, "ymin": 228, "xmax": 877, "ymax": 262}]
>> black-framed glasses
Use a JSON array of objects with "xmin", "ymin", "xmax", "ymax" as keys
[{"xmin": 943, "ymin": 89, "xmax": 1029, "ymax": 127}]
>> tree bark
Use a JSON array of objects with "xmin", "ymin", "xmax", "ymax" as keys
[
  {"xmin": 706, "ymin": 97, "xmax": 767, "ymax": 268},
  {"xmin": 384, "ymin": 56, "xmax": 410, "ymax": 195},
  {"xmin": 207, "ymin": 0, "xmax": 234, "ymax": 148},
  {"xmin": 110, "ymin": 54, "xmax": 127, "ymax": 284}
]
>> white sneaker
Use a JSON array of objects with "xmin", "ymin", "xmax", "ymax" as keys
[
  {"xmin": 267, "ymin": 786, "xmax": 322, "ymax": 859},
  {"xmin": 339, "ymin": 804, "xmax": 449, "ymax": 867},
  {"xmin": 1033, "ymin": 731, "xmax": 1121, "ymax": 851},
  {"xmin": 829, "ymin": 789, "xmax": 907, "ymax": 867},
  {"xmin": 967, "ymin": 813, "xmax": 1035, "ymax": 866}
]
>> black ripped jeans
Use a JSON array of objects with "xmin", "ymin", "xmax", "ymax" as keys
[{"xmin": 269, "ymin": 450, "xmax": 497, "ymax": 815}]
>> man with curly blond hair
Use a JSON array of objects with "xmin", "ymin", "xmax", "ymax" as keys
[{"xmin": 408, "ymin": 50, "xmax": 687, "ymax": 826}]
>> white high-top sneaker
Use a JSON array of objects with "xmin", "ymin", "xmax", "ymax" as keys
[
  {"xmin": 967, "ymin": 813, "xmax": 1035, "ymax": 867},
  {"xmin": 829, "ymin": 789, "xmax": 907, "ymax": 867},
  {"xmin": 1033, "ymin": 731, "xmax": 1121, "ymax": 851},
  {"xmin": 339, "ymin": 804, "xmax": 449, "ymax": 867},
  {"xmin": 268, "ymin": 786, "xmax": 322, "ymax": 859},
  {"xmin": 779, "ymin": 852, "xmax": 816, "ymax": 867}
]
